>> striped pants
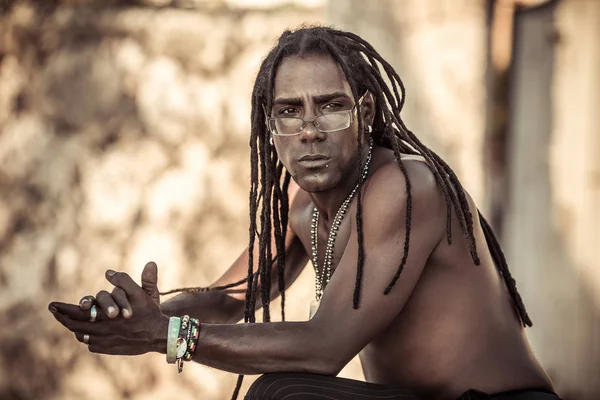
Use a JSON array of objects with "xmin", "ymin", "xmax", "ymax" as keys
[
  {"xmin": 244, "ymin": 373, "xmax": 561, "ymax": 400},
  {"xmin": 244, "ymin": 373, "xmax": 419, "ymax": 400}
]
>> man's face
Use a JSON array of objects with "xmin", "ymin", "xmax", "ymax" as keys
[{"xmin": 270, "ymin": 53, "xmax": 372, "ymax": 193}]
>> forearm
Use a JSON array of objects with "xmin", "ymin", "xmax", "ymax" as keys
[
  {"xmin": 160, "ymin": 291, "xmax": 244, "ymax": 324},
  {"xmin": 189, "ymin": 322, "xmax": 337, "ymax": 375}
]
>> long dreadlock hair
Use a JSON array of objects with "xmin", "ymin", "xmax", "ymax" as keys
[{"xmin": 160, "ymin": 25, "xmax": 531, "ymax": 399}]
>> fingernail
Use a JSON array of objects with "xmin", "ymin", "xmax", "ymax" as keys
[
  {"xmin": 81, "ymin": 298, "xmax": 90, "ymax": 305},
  {"xmin": 106, "ymin": 269, "xmax": 116, "ymax": 276},
  {"xmin": 49, "ymin": 306, "xmax": 57, "ymax": 313},
  {"xmin": 122, "ymin": 309, "xmax": 131, "ymax": 318},
  {"xmin": 107, "ymin": 306, "xmax": 116, "ymax": 316}
]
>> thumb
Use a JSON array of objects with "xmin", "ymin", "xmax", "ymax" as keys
[{"xmin": 141, "ymin": 261, "xmax": 160, "ymax": 304}]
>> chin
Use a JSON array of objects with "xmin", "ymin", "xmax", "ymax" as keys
[{"xmin": 292, "ymin": 171, "xmax": 338, "ymax": 193}]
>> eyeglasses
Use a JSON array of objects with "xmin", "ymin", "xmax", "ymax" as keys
[{"xmin": 265, "ymin": 93, "xmax": 366, "ymax": 136}]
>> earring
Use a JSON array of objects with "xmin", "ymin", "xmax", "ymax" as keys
[
  {"xmin": 269, "ymin": 137, "xmax": 274, "ymax": 145},
  {"xmin": 367, "ymin": 125, "xmax": 373, "ymax": 133}
]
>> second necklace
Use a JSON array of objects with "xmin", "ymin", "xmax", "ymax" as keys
[{"xmin": 309, "ymin": 137, "xmax": 373, "ymax": 319}]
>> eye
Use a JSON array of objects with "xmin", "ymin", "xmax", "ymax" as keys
[
  {"xmin": 278, "ymin": 107, "xmax": 299, "ymax": 116},
  {"xmin": 322, "ymin": 102, "xmax": 344, "ymax": 111}
]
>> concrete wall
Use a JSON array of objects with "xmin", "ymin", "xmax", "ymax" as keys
[
  {"xmin": 504, "ymin": 1, "xmax": 600, "ymax": 399},
  {"xmin": 505, "ymin": 1, "xmax": 600, "ymax": 398}
]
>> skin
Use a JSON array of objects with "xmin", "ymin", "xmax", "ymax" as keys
[{"xmin": 49, "ymin": 53, "xmax": 554, "ymax": 399}]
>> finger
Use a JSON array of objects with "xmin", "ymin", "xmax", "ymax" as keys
[
  {"xmin": 96, "ymin": 290, "xmax": 119, "ymax": 319},
  {"xmin": 105, "ymin": 270, "xmax": 143, "ymax": 298},
  {"xmin": 111, "ymin": 287, "xmax": 133, "ymax": 319},
  {"xmin": 50, "ymin": 308, "xmax": 106, "ymax": 335},
  {"xmin": 88, "ymin": 343, "xmax": 143, "ymax": 356},
  {"xmin": 50, "ymin": 302, "xmax": 107, "ymax": 322},
  {"xmin": 79, "ymin": 296, "xmax": 95, "ymax": 310},
  {"xmin": 88, "ymin": 345, "xmax": 139, "ymax": 355},
  {"xmin": 88, "ymin": 344, "xmax": 119, "ymax": 355},
  {"xmin": 74, "ymin": 332, "xmax": 95, "ymax": 346},
  {"xmin": 141, "ymin": 261, "xmax": 160, "ymax": 304}
]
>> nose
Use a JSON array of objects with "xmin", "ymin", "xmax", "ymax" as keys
[{"xmin": 299, "ymin": 114, "xmax": 325, "ymax": 143}]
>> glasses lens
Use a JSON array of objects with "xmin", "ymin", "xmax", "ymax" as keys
[
  {"xmin": 270, "ymin": 110, "xmax": 352, "ymax": 135},
  {"xmin": 314, "ymin": 112, "xmax": 351, "ymax": 132},
  {"xmin": 274, "ymin": 117, "xmax": 303, "ymax": 135}
]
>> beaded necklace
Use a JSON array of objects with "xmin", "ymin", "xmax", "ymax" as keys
[{"xmin": 309, "ymin": 138, "xmax": 373, "ymax": 319}]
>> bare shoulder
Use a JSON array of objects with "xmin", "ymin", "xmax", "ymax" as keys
[{"xmin": 362, "ymin": 150, "xmax": 446, "ymax": 221}]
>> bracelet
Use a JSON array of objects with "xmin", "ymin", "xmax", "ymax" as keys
[
  {"xmin": 166, "ymin": 316, "xmax": 181, "ymax": 364},
  {"xmin": 176, "ymin": 318, "xmax": 193, "ymax": 373},
  {"xmin": 176, "ymin": 336, "xmax": 187, "ymax": 373},
  {"xmin": 183, "ymin": 318, "xmax": 200, "ymax": 362},
  {"xmin": 180, "ymin": 315, "xmax": 190, "ymax": 335},
  {"xmin": 172, "ymin": 315, "xmax": 201, "ymax": 373}
]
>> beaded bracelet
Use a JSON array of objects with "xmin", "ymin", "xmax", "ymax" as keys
[
  {"xmin": 183, "ymin": 318, "xmax": 200, "ymax": 362},
  {"xmin": 174, "ymin": 316, "xmax": 200, "ymax": 373},
  {"xmin": 179, "ymin": 315, "xmax": 190, "ymax": 341}
]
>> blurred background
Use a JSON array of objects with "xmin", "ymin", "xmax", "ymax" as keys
[{"xmin": 0, "ymin": 0, "xmax": 598, "ymax": 399}]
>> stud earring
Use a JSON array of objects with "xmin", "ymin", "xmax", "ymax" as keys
[{"xmin": 367, "ymin": 125, "xmax": 373, "ymax": 134}]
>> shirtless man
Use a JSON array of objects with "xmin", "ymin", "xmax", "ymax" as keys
[{"xmin": 49, "ymin": 26, "xmax": 559, "ymax": 400}]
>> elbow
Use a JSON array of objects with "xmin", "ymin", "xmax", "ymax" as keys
[
  {"xmin": 302, "ymin": 325, "xmax": 355, "ymax": 376},
  {"xmin": 305, "ymin": 344, "xmax": 349, "ymax": 376},
  {"xmin": 315, "ymin": 357, "xmax": 349, "ymax": 377},
  {"xmin": 320, "ymin": 361, "xmax": 345, "ymax": 377},
  {"xmin": 298, "ymin": 321, "xmax": 354, "ymax": 376},
  {"xmin": 300, "ymin": 358, "xmax": 341, "ymax": 377},
  {"xmin": 302, "ymin": 357, "xmax": 338, "ymax": 376},
  {"xmin": 324, "ymin": 354, "xmax": 351, "ymax": 376}
]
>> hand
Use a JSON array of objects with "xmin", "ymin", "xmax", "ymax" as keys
[
  {"xmin": 48, "ymin": 263, "xmax": 169, "ymax": 356},
  {"xmin": 79, "ymin": 262, "xmax": 161, "ymax": 319}
]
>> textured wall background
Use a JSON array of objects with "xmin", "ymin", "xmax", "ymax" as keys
[{"xmin": 0, "ymin": 1, "xmax": 325, "ymax": 399}]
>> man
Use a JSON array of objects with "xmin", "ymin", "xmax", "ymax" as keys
[{"xmin": 49, "ymin": 26, "xmax": 559, "ymax": 399}]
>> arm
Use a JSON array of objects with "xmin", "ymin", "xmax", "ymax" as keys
[
  {"xmin": 49, "ymin": 182, "xmax": 309, "ymax": 354},
  {"xmin": 179, "ymin": 162, "xmax": 446, "ymax": 375},
  {"xmin": 76, "ymin": 180, "xmax": 308, "ymax": 325},
  {"xmin": 160, "ymin": 180, "xmax": 308, "ymax": 323},
  {"xmin": 77, "ymin": 232, "xmax": 307, "ymax": 325},
  {"xmin": 159, "ymin": 234, "xmax": 309, "ymax": 324}
]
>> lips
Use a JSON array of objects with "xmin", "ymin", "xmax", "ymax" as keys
[
  {"xmin": 298, "ymin": 154, "xmax": 331, "ymax": 168},
  {"xmin": 299, "ymin": 154, "xmax": 329, "ymax": 161}
]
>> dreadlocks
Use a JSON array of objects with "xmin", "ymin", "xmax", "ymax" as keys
[{"xmin": 160, "ymin": 26, "xmax": 532, "ymax": 399}]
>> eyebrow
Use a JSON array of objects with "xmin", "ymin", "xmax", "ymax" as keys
[{"xmin": 273, "ymin": 92, "xmax": 352, "ymax": 106}]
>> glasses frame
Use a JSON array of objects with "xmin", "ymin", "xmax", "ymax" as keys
[{"xmin": 265, "ymin": 92, "xmax": 367, "ymax": 137}]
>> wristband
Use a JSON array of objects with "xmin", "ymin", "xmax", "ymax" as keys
[{"xmin": 166, "ymin": 316, "xmax": 181, "ymax": 364}]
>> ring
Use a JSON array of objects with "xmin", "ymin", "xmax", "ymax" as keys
[
  {"xmin": 89, "ymin": 305, "xmax": 97, "ymax": 322},
  {"xmin": 83, "ymin": 334, "xmax": 90, "ymax": 345}
]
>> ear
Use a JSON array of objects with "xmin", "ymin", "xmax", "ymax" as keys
[{"xmin": 360, "ymin": 91, "xmax": 376, "ymax": 128}]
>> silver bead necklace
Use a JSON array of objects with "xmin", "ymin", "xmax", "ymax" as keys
[{"xmin": 309, "ymin": 138, "xmax": 373, "ymax": 317}]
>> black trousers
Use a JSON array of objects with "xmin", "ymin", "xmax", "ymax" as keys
[
  {"xmin": 244, "ymin": 373, "xmax": 418, "ymax": 399},
  {"xmin": 244, "ymin": 373, "xmax": 561, "ymax": 400}
]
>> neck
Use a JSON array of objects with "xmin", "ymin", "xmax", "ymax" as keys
[{"xmin": 309, "ymin": 139, "xmax": 373, "ymax": 223}]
